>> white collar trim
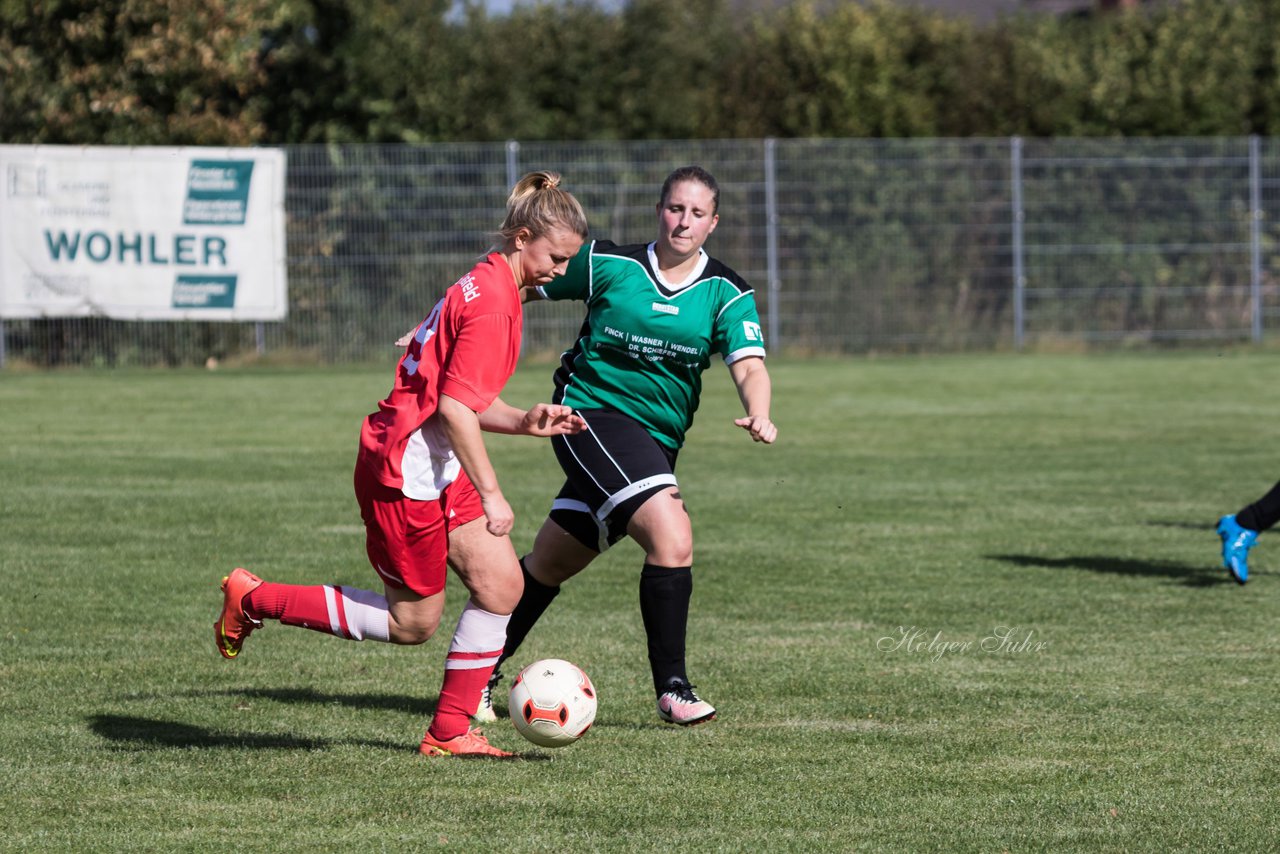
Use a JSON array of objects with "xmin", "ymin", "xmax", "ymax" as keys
[{"xmin": 647, "ymin": 242, "xmax": 708, "ymax": 291}]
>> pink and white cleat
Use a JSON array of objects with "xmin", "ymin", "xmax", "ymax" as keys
[{"xmin": 656, "ymin": 678, "xmax": 716, "ymax": 726}]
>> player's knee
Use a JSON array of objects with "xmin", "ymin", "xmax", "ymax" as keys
[
  {"xmin": 648, "ymin": 542, "xmax": 693, "ymax": 567},
  {"xmin": 666, "ymin": 524, "xmax": 694, "ymax": 563},
  {"xmin": 526, "ymin": 551, "xmax": 587, "ymax": 586},
  {"xmin": 531, "ymin": 517, "xmax": 602, "ymax": 586},
  {"xmin": 466, "ymin": 576, "xmax": 523, "ymax": 615},
  {"xmin": 535, "ymin": 558, "xmax": 586, "ymax": 583},
  {"xmin": 632, "ymin": 517, "xmax": 692, "ymax": 566},
  {"xmin": 389, "ymin": 616, "xmax": 440, "ymax": 645}
]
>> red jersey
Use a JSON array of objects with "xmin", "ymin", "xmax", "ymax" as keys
[{"xmin": 358, "ymin": 253, "xmax": 523, "ymax": 499}]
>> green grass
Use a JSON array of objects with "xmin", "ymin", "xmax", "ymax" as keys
[{"xmin": 3, "ymin": 351, "xmax": 1279, "ymax": 851}]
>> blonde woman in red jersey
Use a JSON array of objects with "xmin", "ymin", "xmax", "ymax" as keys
[{"xmin": 213, "ymin": 172, "xmax": 589, "ymax": 758}]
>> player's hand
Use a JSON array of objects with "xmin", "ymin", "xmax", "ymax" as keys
[
  {"xmin": 394, "ymin": 327, "xmax": 417, "ymax": 348},
  {"xmin": 521, "ymin": 404, "xmax": 586, "ymax": 437},
  {"xmin": 481, "ymin": 494, "xmax": 515, "ymax": 536},
  {"xmin": 734, "ymin": 414, "xmax": 777, "ymax": 444}
]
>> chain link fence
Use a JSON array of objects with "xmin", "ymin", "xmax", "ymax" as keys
[{"xmin": 3, "ymin": 137, "xmax": 1278, "ymax": 367}]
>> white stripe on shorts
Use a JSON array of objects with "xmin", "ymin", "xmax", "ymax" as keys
[
  {"xmin": 372, "ymin": 561, "xmax": 404, "ymax": 589},
  {"xmin": 560, "ymin": 422, "xmax": 621, "ymax": 498},
  {"xmin": 569, "ymin": 411, "xmax": 679, "ymax": 518},
  {"xmin": 552, "ymin": 497, "xmax": 609, "ymax": 552},
  {"xmin": 598, "ymin": 473, "xmax": 678, "ymax": 519}
]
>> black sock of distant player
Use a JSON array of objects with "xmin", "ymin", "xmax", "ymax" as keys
[
  {"xmin": 639, "ymin": 564, "xmax": 692, "ymax": 694},
  {"xmin": 1237, "ymin": 480, "xmax": 1280, "ymax": 533},
  {"xmin": 499, "ymin": 557, "xmax": 561, "ymax": 667}
]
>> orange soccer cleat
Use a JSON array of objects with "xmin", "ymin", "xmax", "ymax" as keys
[
  {"xmin": 419, "ymin": 727, "xmax": 516, "ymax": 758},
  {"xmin": 214, "ymin": 568, "xmax": 264, "ymax": 660}
]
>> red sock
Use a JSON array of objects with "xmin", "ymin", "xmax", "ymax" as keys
[
  {"xmin": 428, "ymin": 602, "xmax": 509, "ymax": 741},
  {"xmin": 247, "ymin": 582, "xmax": 341, "ymax": 637}
]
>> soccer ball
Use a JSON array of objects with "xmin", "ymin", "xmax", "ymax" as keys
[{"xmin": 508, "ymin": 658, "xmax": 597, "ymax": 748}]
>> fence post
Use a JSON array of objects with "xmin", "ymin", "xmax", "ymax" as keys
[
  {"xmin": 0, "ymin": 319, "xmax": 6, "ymax": 369},
  {"xmin": 507, "ymin": 140, "xmax": 524, "ymax": 357},
  {"xmin": 255, "ymin": 321, "xmax": 265, "ymax": 357},
  {"xmin": 764, "ymin": 137, "xmax": 781, "ymax": 352},
  {"xmin": 1250, "ymin": 134, "xmax": 1263, "ymax": 343},
  {"xmin": 1010, "ymin": 136, "xmax": 1026, "ymax": 350},
  {"xmin": 505, "ymin": 140, "xmax": 520, "ymax": 190}
]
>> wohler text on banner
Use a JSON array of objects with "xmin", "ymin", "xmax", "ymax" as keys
[{"xmin": 0, "ymin": 146, "xmax": 287, "ymax": 320}]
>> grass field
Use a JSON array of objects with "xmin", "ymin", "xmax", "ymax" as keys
[{"xmin": 2, "ymin": 350, "xmax": 1279, "ymax": 851}]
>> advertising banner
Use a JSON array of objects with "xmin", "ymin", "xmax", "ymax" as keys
[{"xmin": 0, "ymin": 146, "xmax": 287, "ymax": 320}]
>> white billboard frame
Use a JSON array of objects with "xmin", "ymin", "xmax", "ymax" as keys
[{"xmin": 0, "ymin": 145, "xmax": 287, "ymax": 322}]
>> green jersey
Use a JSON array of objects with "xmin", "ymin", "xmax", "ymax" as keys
[{"xmin": 539, "ymin": 240, "xmax": 766, "ymax": 450}]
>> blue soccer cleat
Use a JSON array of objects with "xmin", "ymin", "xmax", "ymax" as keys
[{"xmin": 1217, "ymin": 515, "xmax": 1257, "ymax": 585}]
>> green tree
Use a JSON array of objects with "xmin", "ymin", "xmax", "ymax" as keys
[
  {"xmin": 1064, "ymin": 0, "xmax": 1256, "ymax": 135},
  {"xmin": 308, "ymin": 0, "xmax": 458, "ymax": 143},
  {"xmin": 7, "ymin": 0, "xmax": 1280, "ymax": 146},
  {"xmin": 0, "ymin": 0, "xmax": 284, "ymax": 144},
  {"xmin": 382, "ymin": 0, "xmax": 736, "ymax": 142},
  {"xmin": 925, "ymin": 14, "xmax": 1083, "ymax": 137},
  {"xmin": 0, "ymin": 0, "xmax": 406, "ymax": 145},
  {"xmin": 722, "ymin": 0, "xmax": 967, "ymax": 138},
  {"xmin": 395, "ymin": 1, "xmax": 624, "ymax": 141},
  {"xmin": 609, "ymin": 0, "xmax": 736, "ymax": 138}
]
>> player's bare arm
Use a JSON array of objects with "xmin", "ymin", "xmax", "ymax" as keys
[
  {"xmin": 437, "ymin": 393, "xmax": 514, "ymax": 536},
  {"xmin": 478, "ymin": 397, "xmax": 586, "ymax": 436},
  {"xmin": 728, "ymin": 356, "xmax": 777, "ymax": 444},
  {"xmin": 394, "ymin": 325, "xmax": 417, "ymax": 348}
]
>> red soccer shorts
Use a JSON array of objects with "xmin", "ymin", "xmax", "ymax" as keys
[{"xmin": 353, "ymin": 461, "xmax": 484, "ymax": 596}]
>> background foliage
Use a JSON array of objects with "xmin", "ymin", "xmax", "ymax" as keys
[{"xmin": 3, "ymin": 0, "xmax": 1279, "ymax": 145}]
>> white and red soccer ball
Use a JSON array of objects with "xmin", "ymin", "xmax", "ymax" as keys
[{"xmin": 508, "ymin": 659, "xmax": 597, "ymax": 748}]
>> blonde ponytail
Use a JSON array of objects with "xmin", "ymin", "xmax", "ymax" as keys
[{"xmin": 495, "ymin": 171, "xmax": 589, "ymax": 246}]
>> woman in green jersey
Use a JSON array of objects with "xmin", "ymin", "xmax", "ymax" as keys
[{"xmin": 480, "ymin": 166, "xmax": 777, "ymax": 726}]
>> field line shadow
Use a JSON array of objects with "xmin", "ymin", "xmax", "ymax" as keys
[{"xmin": 989, "ymin": 554, "xmax": 1236, "ymax": 587}]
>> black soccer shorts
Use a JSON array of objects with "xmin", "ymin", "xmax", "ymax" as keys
[{"xmin": 547, "ymin": 408, "xmax": 680, "ymax": 552}]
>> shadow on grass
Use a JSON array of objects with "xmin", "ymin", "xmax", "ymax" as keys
[
  {"xmin": 990, "ymin": 554, "xmax": 1239, "ymax": 587},
  {"xmin": 87, "ymin": 714, "xmax": 406, "ymax": 752},
  {"xmin": 180, "ymin": 687, "xmax": 436, "ymax": 716},
  {"xmin": 1145, "ymin": 519, "xmax": 1217, "ymax": 532}
]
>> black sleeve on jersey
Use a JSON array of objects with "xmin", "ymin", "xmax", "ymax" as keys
[{"xmin": 701, "ymin": 256, "xmax": 754, "ymax": 294}]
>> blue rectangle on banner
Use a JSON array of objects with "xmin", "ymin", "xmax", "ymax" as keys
[
  {"xmin": 172, "ymin": 274, "xmax": 238, "ymax": 308},
  {"xmin": 183, "ymin": 160, "xmax": 254, "ymax": 225}
]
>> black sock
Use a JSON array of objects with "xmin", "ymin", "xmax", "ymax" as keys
[
  {"xmin": 498, "ymin": 557, "xmax": 561, "ymax": 670},
  {"xmin": 639, "ymin": 563, "xmax": 692, "ymax": 694},
  {"xmin": 1237, "ymin": 480, "xmax": 1280, "ymax": 532}
]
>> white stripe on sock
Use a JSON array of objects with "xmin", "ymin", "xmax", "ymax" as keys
[
  {"xmin": 323, "ymin": 585, "xmax": 347, "ymax": 639},
  {"xmin": 445, "ymin": 601, "xmax": 510, "ymax": 670},
  {"xmin": 338, "ymin": 587, "xmax": 391, "ymax": 642},
  {"xmin": 321, "ymin": 585, "xmax": 390, "ymax": 643}
]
